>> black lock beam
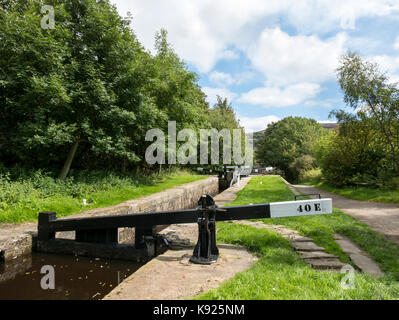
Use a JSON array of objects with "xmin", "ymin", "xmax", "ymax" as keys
[{"xmin": 37, "ymin": 194, "xmax": 332, "ymax": 264}]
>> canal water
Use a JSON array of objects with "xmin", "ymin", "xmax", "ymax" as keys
[{"xmin": 0, "ymin": 253, "xmax": 143, "ymax": 300}]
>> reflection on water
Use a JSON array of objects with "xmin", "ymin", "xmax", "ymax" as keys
[{"xmin": 0, "ymin": 253, "xmax": 143, "ymax": 300}]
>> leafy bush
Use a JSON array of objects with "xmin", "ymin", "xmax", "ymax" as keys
[
  {"xmin": 289, "ymin": 155, "xmax": 316, "ymax": 183},
  {"xmin": 315, "ymin": 116, "xmax": 386, "ymax": 187},
  {"xmin": 299, "ymin": 168, "xmax": 322, "ymax": 184},
  {"xmin": 385, "ymin": 177, "xmax": 399, "ymax": 188}
]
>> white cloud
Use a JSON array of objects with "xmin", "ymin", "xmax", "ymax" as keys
[
  {"xmin": 369, "ymin": 55, "xmax": 399, "ymax": 83},
  {"xmin": 111, "ymin": 0, "xmax": 399, "ymax": 73},
  {"xmin": 248, "ymin": 28, "xmax": 347, "ymax": 86},
  {"xmin": 208, "ymin": 71, "xmax": 254, "ymax": 87},
  {"xmin": 202, "ymin": 87, "xmax": 238, "ymax": 106},
  {"xmin": 282, "ymin": 0, "xmax": 399, "ymax": 34},
  {"xmin": 371, "ymin": 55, "xmax": 399, "ymax": 73},
  {"xmin": 238, "ymin": 115, "xmax": 280, "ymax": 133},
  {"xmin": 304, "ymin": 98, "xmax": 341, "ymax": 109},
  {"xmin": 219, "ymin": 49, "xmax": 240, "ymax": 60},
  {"xmin": 239, "ymin": 83, "xmax": 321, "ymax": 108},
  {"xmin": 209, "ymin": 71, "xmax": 236, "ymax": 87},
  {"xmin": 318, "ymin": 120, "xmax": 336, "ymax": 124},
  {"xmin": 111, "ymin": 0, "xmax": 278, "ymax": 72}
]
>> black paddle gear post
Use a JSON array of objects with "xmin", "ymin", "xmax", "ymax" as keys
[{"xmin": 190, "ymin": 194, "xmax": 220, "ymax": 265}]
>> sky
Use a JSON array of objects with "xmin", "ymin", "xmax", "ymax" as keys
[{"xmin": 111, "ymin": 0, "xmax": 399, "ymax": 133}]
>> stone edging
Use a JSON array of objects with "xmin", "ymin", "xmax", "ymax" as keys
[
  {"xmin": 334, "ymin": 233, "xmax": 384, "ymax": 278},
  {"xmin": 233, "ymin": 221, "xmax": 346, "ymax": 271}
]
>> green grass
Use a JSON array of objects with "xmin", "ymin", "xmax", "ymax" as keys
[
  {"xmin": 0, "ymin": 169, "xmax": 206, "ymax": 223},
  {"xmin": 299, "ymin": 169, "xmax": 399, "ymax": 203},
  {"xmin": 311, "ymin": 182, "xmax": 399, "ymax": 204},
  {"xmin": 195, "ymin": 176, "xmax": 399, "ymax": 300}
]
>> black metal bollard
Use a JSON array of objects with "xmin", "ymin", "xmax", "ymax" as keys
[{"xmin": 190, "ymin": 194, "xmax": 219, "ymax": 265}]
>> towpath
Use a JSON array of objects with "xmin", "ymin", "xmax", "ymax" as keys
[{"xmin": 292, "ymin": 184, "xmax": 399, "ymax": 245}]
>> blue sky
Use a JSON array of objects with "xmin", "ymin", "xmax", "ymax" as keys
[{"xmin": 112, "ymin": 0, "xmax": 399, "ymax": 132}]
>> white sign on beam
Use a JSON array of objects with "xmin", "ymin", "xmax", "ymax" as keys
[{"xmin": 270, "ymin": 198, "xmax": 332, "ymax": 218}]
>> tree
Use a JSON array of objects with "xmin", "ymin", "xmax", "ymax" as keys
[
  {"xmin": 150, "ymin": 28, "xmax": 209, "ymax": 133},
  {"xmin": 0, "ymin": 1, "xmax": 167, "ymax": 177},
  {"xmin": 208, "ymin": 96, "xmax": 241, "ymax": 131},
  {"xmin": 337, "ymin": 52, "xmax": 399, "ymax": 172},
  {"xmin": 256, "ymin": 117, "xmax": 326, "ymax": 181},
  {"xmin": 0, "ymin": 1, "xmax": 218, "ymax": 176},
  {"xmin": 315, "ymin": 110, "xmax": 386, "ymax": 186},
  {"xmin": 207, "ymin": 96, "xmax": 249, "ymax": 166}
]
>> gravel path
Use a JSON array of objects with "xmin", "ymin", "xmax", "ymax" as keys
[{"xmin": 293, "ymin": 184, "xmax": 399, "ymax": 245}]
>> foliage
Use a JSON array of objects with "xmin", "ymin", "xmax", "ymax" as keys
[
  {"xmin": 1, "ymin": 1, "xmax": 244, "ymax": 177},
  {"xmin": 206, "ymin": 95, "xmax": 248, "ymax": 166},
  {"xmin": 298, "ymin": 168, "xmax": 322, "ymax": 184},
  {"xmin": 315, "ymin": 111, "xmax": 386, "ymax": 186},
  {"xmin": 324, "ymin": 52, "xmax": 399, "ymax": 185},
  {"xmin": 288, "ymin": 155, "xmax": 316, "ymax": 182},
  {"xmin": 256, "ymin": 117, "xmax": 326, "ymax": 182},
  {"xmin": 208, "ymin": 96, "xmax": 241, "ymax": 131}
]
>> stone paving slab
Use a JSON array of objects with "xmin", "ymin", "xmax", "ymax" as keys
[
  {"xmin": 104, "ymin": 244, "xmax": 258, "ymax": 300},
  {"xmin": 289, "ymin": 235, "xmax": 314, "ymax": 242},
  {"xmin": 349, "ymin": 254, "xmax": 384, "ymax": 278},
  {"xmin": 305, "ymin": 258, "xmax": 345, "ymax": 270},
  {"xmin": 334, "ymin": 239, "xmax": 363, "ymax": 255},
  {"xmin": 298, "ymin": 251, "xmax": 337, "ymax": 259},
  {"xmin": 333, "ymin": 233, "xmax": 384, "ymax": 278},
  {"xmin": 291, "ymin": 241, "xmax": 326, "ymax": 252}
]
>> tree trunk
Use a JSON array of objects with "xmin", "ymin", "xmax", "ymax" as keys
[{"xmin": 58, "ymin": 137, "xmax": 80, "ymax": 180}]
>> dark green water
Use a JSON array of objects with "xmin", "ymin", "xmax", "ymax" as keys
[{"xmin": 0, "ymin": 253, "xmax": 143, "ymax": 300}]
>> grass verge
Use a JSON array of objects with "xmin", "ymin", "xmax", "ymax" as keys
[
  {"xmin": 311, "ymin": 182, "xmax": 399, "ymax": 204},
  {"xmin": 0, "ymin": 169, "xmax": 206, "ymax": 223},
  {"xmin": 299, "ymin": 169, "xmax": 399, "ymax": 203},
  {"xmin": 195, "ymin": 176, "xmax": 399, "ymax": 300}
]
